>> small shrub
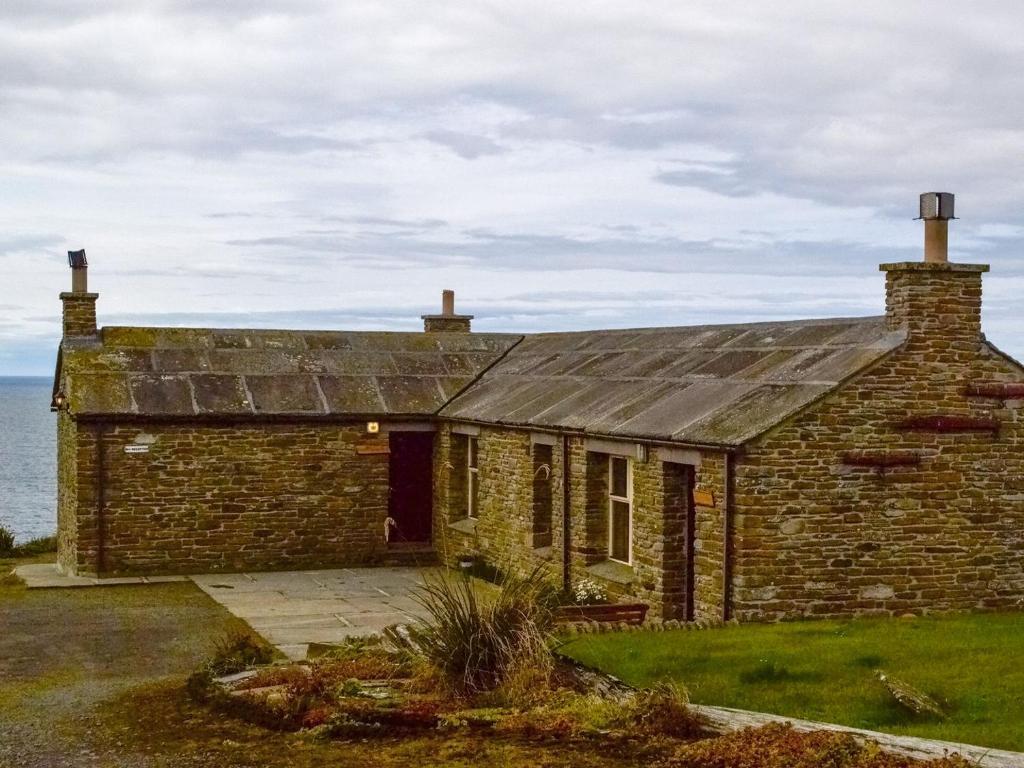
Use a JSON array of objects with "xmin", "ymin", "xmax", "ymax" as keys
[
  {"xmin": 337, "ymin": 678, "xmax": 364, "ymax": 697},
  {"xmin": 234, "ymin": 665, "xmax": 310, "ymax": 691},
  {"xmin": 209, "ymin": 628, "xmax": 274, "ymax": 675},
  {"xmin": 12, "ymin": 535, "xmax": 58, "ymax": 557},
  {"xmin": 0, "ymin": 526, "xmax": 14, "ymax": 555},
  {"xmin": 301, "ymin": 705, "xmax": 334, "ymax": 729},
  {"xmin": 186, "ymin": 667, "xmax": 215, "ymax": 702},
  {"xmin": 494, "ymin": 708, "xmax": 582, "ymax": 740},
  {"xmin": 625, "ymin": 682, "xmax": 709, "ymax": 740},
  {"xmin": 546, "ymin": 691, "xmax": 623, "ymax": 732},
  {"xmin": 310, "ymin": 637, "xmax": 415, "ymax": 680}
]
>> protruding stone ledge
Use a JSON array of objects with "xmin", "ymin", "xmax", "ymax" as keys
[
  {"xmin": 586, "ymin": 558, "xmax": 635, "ymax": 585},
  {"xmin": 896, "ymin": 415, "xmax": 1001, "ymax": 433},
  {"xmin": 878, "ymin": 262, "xmax": 990, "ymax": 273},
  {"xmin": 841, "ymin": 450, "xmax": 923, "ymax": 469},
  {"xmin": 965, "ymin": 382, "xmax": 1024, "ymax": 400}
]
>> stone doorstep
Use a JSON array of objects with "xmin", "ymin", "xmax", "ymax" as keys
[
  {"xmin": 693, "ymin": 704, "xmax": 1024, "ymax": 768},
  {"xmin": 13, "ymin": 563, "xmax": 188, "ymax": 589}
]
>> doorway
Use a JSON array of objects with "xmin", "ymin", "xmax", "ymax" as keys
[
  {"xmin": 663, "ymin": 462, "xmax": 696, "ymax": 621},
  {"xmin": 387, "ymin": 431, "xmax": 435, "ymax": 544}
]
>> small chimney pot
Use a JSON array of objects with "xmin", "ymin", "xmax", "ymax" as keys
[
  {"xmin": 917, "ymin": 192, "xmax": 955, "ymax": 264},
  {"xmin": 68, "ymin": 249, "xmax": 89, "ymax": 292},
  {"xmin": 422, "ymin": 288, "xmax": 473, "ymax": 332}
]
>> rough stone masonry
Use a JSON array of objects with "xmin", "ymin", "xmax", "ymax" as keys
[{"xmin": 52, "ymin": 193, "xmax": 1024, "ymax": 622}]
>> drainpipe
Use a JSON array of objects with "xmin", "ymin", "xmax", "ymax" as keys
[
  {"xmin": 722, "ymin": 451, "xmax": 734, "ymax": 622},
  {"xmin": 561, "ymin": 434, "xmax": 571, "ymax": 594}
]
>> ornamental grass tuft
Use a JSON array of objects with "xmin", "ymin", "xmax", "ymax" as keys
[{"xmin": 405, "ymin": 564, "xmax": 556, "ymax": 699}]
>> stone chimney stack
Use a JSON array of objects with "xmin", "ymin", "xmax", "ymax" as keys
[
  {"xmin": 422, "ymin": 289, "xmax": 473, "ymax": 332},
  {"xmin": 61, "ymin": 249, "xmax": 99, "ymax": 338},
  {"xmin": 881, "ymin": 193, "xmax": 988, "ymax": 349}
]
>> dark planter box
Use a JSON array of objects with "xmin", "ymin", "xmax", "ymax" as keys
[{"xmin": 555, "ymin": 602, "xmax": 649, "ymax": 626}]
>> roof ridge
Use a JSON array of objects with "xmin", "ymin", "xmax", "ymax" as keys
[{"xmin": 434, "ymin": 334, "xmax": 527, "ymax": 415}]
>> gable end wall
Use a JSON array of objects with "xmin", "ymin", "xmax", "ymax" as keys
[{"xmin": 732, "ymin": 340, "xmax": 1024, "ymax": 620}]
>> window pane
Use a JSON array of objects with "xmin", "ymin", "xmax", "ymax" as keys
[
  {"xmin": 469, "ymin": 471, "xmax": 478, "ymax": 518},
  {"xmin": 610, "ymin": 499, "xmax": 630, "ymax": 561},
  {"xmin": 610, "ymin": 456, "xmax": 628, "ymax": 498},
  {"xmin": 468, "ymin": 437, "xmax": 477, "ymax": 468}
]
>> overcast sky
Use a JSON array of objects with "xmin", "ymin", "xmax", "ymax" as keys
[{"xmin": 2, "ymin": 1, "xmax": 1023, "ymax": 375}]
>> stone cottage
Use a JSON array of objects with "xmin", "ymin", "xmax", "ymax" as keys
[{"xmin": 52, "ymin": 194, "xmax": 1024, "ymax": 621}]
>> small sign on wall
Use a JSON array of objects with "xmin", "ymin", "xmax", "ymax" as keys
[
  {"xmin": 124, "ymin": 444, "xmax": 150, "ymax": 454},
  {"xmin": 693, "ymin": 489, "xmax": 715, "ymax": 507}
]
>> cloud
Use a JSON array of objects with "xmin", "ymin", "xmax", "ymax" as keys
[
  {"xmin": 422, "ymin": 130, "xmax": 506, "ymax": 159},
  {"xmin": 2, "ymin": 1, "xmax": 1024, "ymax": 374}
]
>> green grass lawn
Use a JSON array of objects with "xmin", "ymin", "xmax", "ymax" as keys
[{"xmin": 560, "ymin": 613, "xmax": 1024, "ymax": 752}]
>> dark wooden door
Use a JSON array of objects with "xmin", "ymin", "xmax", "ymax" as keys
[{"xmin": 388, "ymin": 431, "xmax": 434, "ymax": 543}]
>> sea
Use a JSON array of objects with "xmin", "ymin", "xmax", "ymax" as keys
[{"xmin": 0, "ymin": 377, "xmax": 57, "ymax": 543}]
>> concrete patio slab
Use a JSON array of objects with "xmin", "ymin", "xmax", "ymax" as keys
[{"xmin": 190, "ymin": 567, "xmax": 438, "ymax": 659}]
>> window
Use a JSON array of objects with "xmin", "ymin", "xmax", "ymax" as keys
[
  {"xmin": 608, "ymin": 456, "xmax": 632, "ymax": 563},
  {"xmin": 532, "ymin": 444, "xmax": 553, "ymax": 548},
  {"xmin": 467, "ymin": 435, "xmax": 479, "ymax": 519}
]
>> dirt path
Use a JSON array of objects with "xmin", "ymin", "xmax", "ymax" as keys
[{"xmin": 0, "ymin": 573, "xmax": 245, "ymax": 767}]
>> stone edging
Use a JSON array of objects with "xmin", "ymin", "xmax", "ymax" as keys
[
  {"xmin": 691, "ymin": 704, "xmax": 1023, "ymax": 768},
  {"xmin": 558, "ymin": 617, "xmax": 739, "ymax": 634}
]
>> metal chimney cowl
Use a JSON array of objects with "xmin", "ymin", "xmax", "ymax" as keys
[{"xmin": 918, "ymin": 192, "xmax": 955, "ymax": 221}]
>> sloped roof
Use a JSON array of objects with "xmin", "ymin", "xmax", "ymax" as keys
[
  {"xmin": 56, "ymin": 317, "xmax": 908, "ymax": 446},
  {"xmin": 58, "ymin": 327, "xmax": 522, "ymax": 417},
  {"xmin": 440, "ymin": 317, "xmax": 906, "ymax": 447}
]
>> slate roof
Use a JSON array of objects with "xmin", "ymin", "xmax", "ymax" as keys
[
  {"xmin": 440, "ymin": 317, "xmax": 906, "ymax": 447},
  {"xmin": 57, "ymin": 327, "xmax": 521, "ymax": 417},
  {"xmin": 56, "ymin": 317, "xmax": 907, "ymax": 447}
]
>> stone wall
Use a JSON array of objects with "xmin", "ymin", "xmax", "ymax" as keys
[
  {"xmin": 56, "ymin": 412, "xmax": 79, "ymax": 574},
  {"xmin": 732, "ymin": 263, "xmax": 1024, "ymax": 620},
  {"xmin": 63, "ymin": 421, "xmax": 391, "ymax": 576},
  {"xmin": 691, "ymin": 452, "xmax": 728, "ymax": 620},
  {"xmin": 422, "ymin": 316, "xmax": 472, "ymax": 332},
  {"xmin": 59, "ymin": 293, "xmax": 98, "ymax": 337},
  {"xmin": 434, "ymin": 423, "xmax": 727, "ymax": 621},
  {"xmin": 433, "ymin": 423, "xmax": 562, "ymax": 581},
  {"xmin": 567, "ymin": 446, "xmax": 727, "ymax": 621}
]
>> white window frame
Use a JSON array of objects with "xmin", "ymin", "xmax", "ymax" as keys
[
  {"xmin": 467, "ymin": 435, "xmax": 479, "ymax": 519},
  {"xmin": 607, "ymin": 456, "xmax": 632, "ymax": 564}
]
